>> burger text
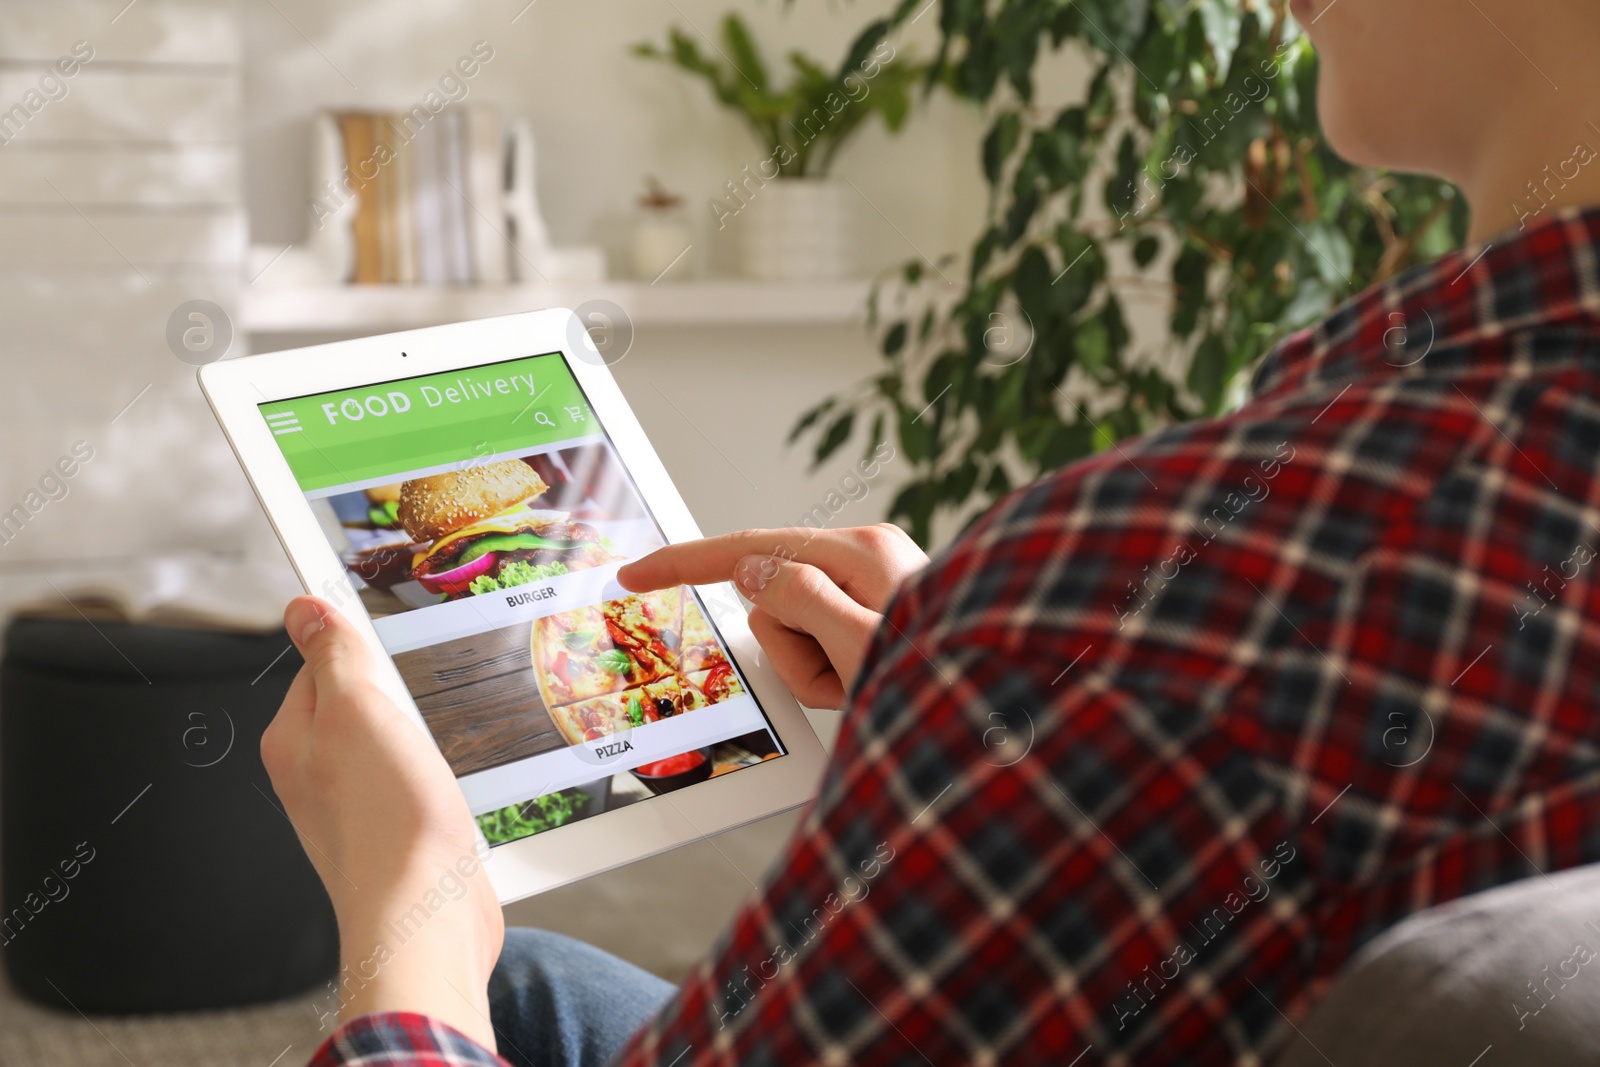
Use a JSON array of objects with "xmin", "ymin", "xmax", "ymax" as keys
[{"xmin": 505, "ymin": 586, "xmax": 558, "ymax": 608}]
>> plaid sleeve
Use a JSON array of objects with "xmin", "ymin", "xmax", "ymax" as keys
[{"xmin": 307, "ymin": 1012, "xmax": 510, "ymax": 1067}]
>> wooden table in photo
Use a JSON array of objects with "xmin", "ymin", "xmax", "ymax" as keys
[{"xmin": 392, "ymin": 621, "xmax": 565, "ymax": 777}]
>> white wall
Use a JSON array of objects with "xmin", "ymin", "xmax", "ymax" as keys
[
  {"xmin": 0, "ymin": 0, "xmax": 275, "ymax": 625},
  {"xmin": 242, "ymin": 0, "xmax": 987, "ymax": 281}
]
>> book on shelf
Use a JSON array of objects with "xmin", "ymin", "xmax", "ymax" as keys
[{"xmin": 332, "ymin": 103, "xmax": 510, "ymax": 286}]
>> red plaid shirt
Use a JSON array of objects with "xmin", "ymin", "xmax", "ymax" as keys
[{"xmin": 313, "ymin": 206, "xmax": 1600, "ymax": 1066}]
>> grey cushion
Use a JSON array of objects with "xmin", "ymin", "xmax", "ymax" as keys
[{"xmin": 1275, "ymin": 865, "xmax": 1600, "ymax": 1066}]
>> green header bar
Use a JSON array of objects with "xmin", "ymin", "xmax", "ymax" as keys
[{"xmin": 260, "ymin": 354, "xmax": 592, "ymax": 492}]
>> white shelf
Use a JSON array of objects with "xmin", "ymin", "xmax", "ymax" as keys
[{"xmin": 239, "ymin": 280, "xmax": 872, "ymax": 335}]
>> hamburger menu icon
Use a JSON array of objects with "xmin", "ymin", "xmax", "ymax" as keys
[{"xmin": 397, "ymin": 459, "xmax": 616, "ymax": 600}]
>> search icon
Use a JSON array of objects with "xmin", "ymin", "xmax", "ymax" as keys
[{"xmin": 533, "ymin": 411, "xmax": 556, "ymax": 428}]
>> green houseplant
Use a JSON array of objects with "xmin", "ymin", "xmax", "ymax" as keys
[
  {"xmin": 635, "ymin": 12, "xmax": 928, "ymax": 278},
  {"xmin": 634, "ymin": 13, "xmax": 925, "ymax": 180},
  {"xmin": 794, "ymin": 0, "xmax": 1467, "ymax": 545}
]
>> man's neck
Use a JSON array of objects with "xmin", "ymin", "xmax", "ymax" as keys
[{"xmin": 1463, "ymin": 105, "xmax": 1600, "ymax": 244}]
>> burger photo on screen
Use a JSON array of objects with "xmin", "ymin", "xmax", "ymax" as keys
[{"xmin": 398, "ymin": 459, "xmax": 616, "ymax": 600}]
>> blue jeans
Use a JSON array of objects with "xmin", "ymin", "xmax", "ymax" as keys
[{"xmin": 488, "ymin": 928, "xmax": 677, "ymax": 1067}]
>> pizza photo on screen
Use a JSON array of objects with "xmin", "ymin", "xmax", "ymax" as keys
[{"xmin": 532, "ymin": 589, "xmax": 744, "ymax": 745}]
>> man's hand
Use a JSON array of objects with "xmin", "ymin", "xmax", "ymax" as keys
[
  {"xmin": 618, "ymin": 524, "xmax": 929, "ymax": 709},
  {"xmin": 262, "ymin": 596, "xmax": 503, "ymax": 1048}
]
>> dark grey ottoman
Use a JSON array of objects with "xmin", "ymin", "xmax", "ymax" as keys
[
  {"xmin": 1, "ymin": 614, "xmax": 338, "ymax": 1013},
  {"xmin": 1277, "ymin": 864, "xmax": 1600, "ymax": 1066}
]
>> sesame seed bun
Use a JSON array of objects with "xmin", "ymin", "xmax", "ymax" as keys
[{"xmin": 397, "ymin": 460, "xmax": 549, "ymax": 543}]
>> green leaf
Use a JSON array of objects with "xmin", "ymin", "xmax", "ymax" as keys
[
  {"xmin": 971, "ymin": 227, "xmax": 1004, "ymax": 280},
  {"xmin": 1302, "ymin": 221, "xmax": 1354, "ymax": 290},
  {"xmin": 883, "ymin": 321, "xmax": 908, "ymax": 357},
  {"xmin": 1187, "ymin": 333, "xmax": 1229, "ymax": 409},
  {"xmin": 877, "ymin": 84, "xmax": 912, "ymax": 130},
  {"xmin": 1043, "ymin": 420, "xmax": 1097, "ymax": 468},
  {"xmin": 815, "ymin": 410, "xmax": 856, "ymax": 466},
  {"xmin": 1078, "ymin": 0, "xmax": 1151, "ymax": 55},
  {"xmin": 984, "ymin": 465, "xmax": 1013, "ymax": 497},
  {"xmin": 596, "ymin": 650, "xmax": 633, "ymax": 675},
  {"xmin": 1171, "ymin": 243, "xmax": 1210, "ymax": 337},
  {"xmin": 924, "ymin": 351, "xmax": 959, "ymax": 405},
  {"xmin": 368, "ymin": 499, "xmax": 400, "ymax": 527},
  {"xmin": 994, "ymin": 361, "xmax": 1029, "ymax": 427},
  {"xmin": 1104, "ymin": 294, "xmax": 1130, "ymax": 359},
  {"xmin": 1280, "ymin": 277, "xmax": 1334, "ymax": 331},
  {"xmin": 887, "ymin": 479, "xmax": 936, "ymax": 546},
  {"xmin": 561, "ymin": 629, "xmax": 599, "ymax": 651},
  {"xmin": 864, "ymin": 412, "xmax": 886, "ymax": 462},
  {"xmin": 835, "ymin": 17, "xmax": 891, "ymax": 82},
  {"xmin": 1086, "ymin": 64, "xmax": 1116, "ymax": 127},
  {"xmin": 897, "ymin": 400, "xmax": 933, "ymax": 464},
  {"xmin": 1133, "ymin": 235, "xmax": 1160, "ymax": 267},
  {"xmin": 1076, "ymin": 314, "xmax": 1109, "ymax": 374},
  {"xmin": 720, "ymin": 14, "xmax": 769, "ymax": 91},
  {"xmin": 1013, "ymin": 246, "xmax": 1054, "ymax": 325},
  {"xmin": 788, "ymin": 397, "xmax": 834, "ymax": 444},
  {"xmin": 1197, "ymin": 0, "xmax": 1240, "ymax": 83},
  {"xmin": 1015, "ymin": 230, "xmax": 1099, "ymax": 324},
  {"xmin": 940, "ymin": 460, "xmax": 980, "ymax": 504},
  {"xmin": 1106, "ymin": 131, "xmax": 1141, "ymax": 217},
  {"xmin": 1162, "ymin": 172, "xmax": 1202, "ymax": 226},
  {"xmin": 983, "ymin": 112, "xmax": 1022, "ymax": 186},
  {"xmin": 1135, "ymin": 12, "xmax": 1182, "ymax": 92},
  {"xmin": 1005, "ymin": 150, "xmax": 1046, "ymax": 242}
]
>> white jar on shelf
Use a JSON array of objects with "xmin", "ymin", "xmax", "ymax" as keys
[{"xmin": 632, "ymin": 177, "xmax": 694, "ymax": 282}]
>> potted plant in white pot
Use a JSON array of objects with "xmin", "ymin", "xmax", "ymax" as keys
[{"xmin": 634, "ymin": 13, "xmax": 926, "ymax": 281}]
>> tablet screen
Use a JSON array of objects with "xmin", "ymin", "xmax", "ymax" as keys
[{"xmin": 258, "ymin": 353, "xmax": 784, "ymax": 847}]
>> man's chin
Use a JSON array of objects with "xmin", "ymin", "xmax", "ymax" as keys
[{"xmin": 1315, "ymin": 79, "xmax": 1411, "ymax": 173}]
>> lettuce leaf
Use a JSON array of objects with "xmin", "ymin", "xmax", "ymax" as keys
[{"xmin": 467, "ymin": 559, "xmax": 569, "ymax": 596}]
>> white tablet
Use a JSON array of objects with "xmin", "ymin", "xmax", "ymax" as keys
[{"xmin": 199, "ymin": 308, "xmax": 826, "ymax": 904}]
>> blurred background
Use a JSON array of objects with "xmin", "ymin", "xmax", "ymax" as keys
[{"xmin": 0, "ymin": 0, "xmax": 1464, "ymax": 1063}]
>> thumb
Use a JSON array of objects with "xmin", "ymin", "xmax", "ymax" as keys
[
  {"xmin": 284, "ymin": 595, "xmax": 372, "ymax": 697},
  {"xmin": 734, "ymin": 555, "xmax": 880, "ymax": 687}
]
